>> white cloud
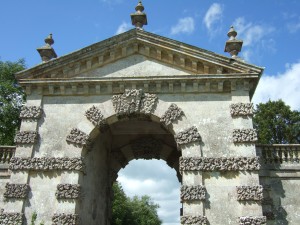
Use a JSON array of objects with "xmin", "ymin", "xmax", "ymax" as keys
[
  {"xmin": 118, "ymin": 159, "xmax": 181, "ymax": 225},
  {"xmin": 287, "ymin": 22, "xmax": 300, "ymax": 33},
  {"xmin": 171, "ymin": 17, "xmax": 195, "ymax": 35},
  {"xmin": 203, "ymin": 3, "xmax": 223, "ymax": 31},
  {"xmin": 115, "ymin": 22, "xmax": 131, "ymax": 35},
  {"xmin": 232, "ymin": 17, "xmax": 275, "ymax": 63},
  {"xmin": 233, "ymin": 17, "xmax": 274, "ymax": 47},
  {"xmin": 252, "ymin": 61, "xmax": 300, "ymax": 110}
]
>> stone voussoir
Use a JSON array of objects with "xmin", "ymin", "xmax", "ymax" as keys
[
  {"xmin": 160, "ymin": 103, "xmax": 184, "ymax": 126},
  {"xmin": 174, "ymin": 126, "xmax": 201, "ymax": 145}
]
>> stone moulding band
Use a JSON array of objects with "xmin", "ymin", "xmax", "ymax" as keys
[
  {"xmin": 230, "ymin": 103, "xmax": 253, "ymax": 117},
  {"xmin": 85, "ymin": 106, "xmax": 109, "ymax": 132},
  {"xmin": 52, "ymin": 213, "xmax": 79, "ymax": 225},
  {"xmin": 9, "ymin": 157, "xmax": 84, "ymax": 171},
  {"xmin": 14, "ymin": 131, "xmax": 38, "ymax": 144},
  {"xmin": 174, "ymin": 126, "xmax": 201, "ymax": 145},
  {"xmin": 180, "ymin": 157, "xmax": 260, "ymax": 171},
  {"xmin": 181, "ymin": 215, "xmax": 208, "ymax": 225},
  {"xmin": 239, "ymin": 216, "xmax": 266, "ymax": 225},
  {"xmin": 19, "ymin": 106, "xmax": 43, "ymax": 119},
  {"xmin": 4, "ymin": 183, "xmax": 30, "ymax": 199},
  {"xmin": 112, "ymin": 89, "xmax": 158, "ymax": 116},
  {"xmin": 232, "ymin": 129, "xmax": 258, "ymax": 143},
  {"xmin": 160, "ymin": 103, "xmax": 184, "ymax": 126},
  {"xmin": 0, "ymin": 209, "xmax": 23, "ymax": 225},
  {"xmin": 181, "ymin": 185, "xmax": 206, "ymax": 201},
  {"xmin": 66, "ymin": 128, "xmax": 89, "ymax": 146},
  {"xmin": 56, "ymin": 184, "xmax": 81, "ymax": 199},
  {"xmin": 237, "ymin": 185, "xmax": 263, "ymax": 201}
]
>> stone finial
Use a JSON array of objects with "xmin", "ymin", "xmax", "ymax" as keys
[
  {"xmin": 130, "ymin": 1, "xmax": 148, "ymax": 30},
  {"xmin": 224, "ymin": 26, "xmax": 243, "ymax": 59},
  {"xmin": 37, "ymin": 34, "xmax": 57, "ymax": 62}
]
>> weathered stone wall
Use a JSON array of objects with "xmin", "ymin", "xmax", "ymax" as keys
[{"xmin": 257, "ymin": 145, "xmax": 300, "ymax": 225}]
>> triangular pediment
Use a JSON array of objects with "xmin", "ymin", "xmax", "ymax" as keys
[{"xmin": 16, "ymin": 29, "xmax": 263, "ymax": 81}]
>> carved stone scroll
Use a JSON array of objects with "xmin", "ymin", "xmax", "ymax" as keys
[
  {"xmin": 232, "ymin": 129, "xmax": 258, "ymax": 143},
  {"xmin": 181, "ymin": 185, "xmax": 206, "ymax": 201},
  {"xmin": 230, "ymin": 103, "xmax": 253, "ymax": 116},
  {"xmin": 0, "ymin": 209, "xmax": 23, "ymax": 225},
  {"xmin": 112, "ymin": 89, "xmax": 158, "ymax": 116},
  {"xmin": 237, "ymin": 185, "xmax": 263, "ymax": 201},
  {"xmin": 4, "ymin": 183, "xmax": 30, "ymax": 199},
  {"xmin": 131, "ymin": 137, "xmax": 162, "ymax": 159},
  {"xmin": 19, "ymin": 106, "xmax": 43, "ymax": 119},
  {"xmin": 239, "ymin": 216, "xmax": 266, "ymax": 225},
  {"xmin": 160, "ymin": 103, "xmax": 184, "ymax": 126},
  {"xmin": 180, "ymin": 157, "xmax": 260, "ymax": 172},
  {"xmin": 181, "ymin": 215, "xmax": 208, "ymax": 225},
  {"xmin": 174, "ymin": 126, "xmax": 201, "ymax": 145},
  {"xmin": 52, "ymin": 213, "xmax": 79, "ymax": 225},
  {"xmin": 9, "ymin": 157, "xmax": 84, "ymax": 171},
  {"xmin": 85, "ymin": 106, "xmax": 109, "ymax": 132},
  {"xmin": 66, "ymin": 128, "xmax": 88, "ymax": 146},
  {"xmin": 56, "ymin": 184, "xmax": 81, "ymax": 199},
  {"xmin": 14, "ymin": 131, "xmax": 38, "ymax": 144}
]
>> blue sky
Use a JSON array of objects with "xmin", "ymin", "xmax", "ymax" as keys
[{"xmin": 1, "ymin": 1, "xmax": 300, "ymax": 224}]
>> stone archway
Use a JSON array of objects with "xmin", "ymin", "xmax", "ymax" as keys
[{"xmin": 64, "ymin": 89, "xmax": 203, "ymax": 224}]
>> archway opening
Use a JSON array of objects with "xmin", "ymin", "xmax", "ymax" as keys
[
  {"xmin": 117, "ymin": 159, "xmax": 181, "ymax": 225},
  {"xmin": 78, "ymin": 116, "xmax": 182, "ymax": 225}
]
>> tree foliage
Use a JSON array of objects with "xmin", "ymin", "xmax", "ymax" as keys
[
  {"xmin": 0, "ymin": 59, "xmax": 26, "ymax": 145},
  {"xmin": 112, "ymin": 182, "xmax": 162, "ymax": 225},
  {"xmin": 253, "ymin": 100, "xmax": 300, "ymax": 144}
]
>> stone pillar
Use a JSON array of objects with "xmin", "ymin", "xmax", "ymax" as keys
[{"xmin": 4, "ymin": 92, "xmax": 43, "ymax": 220}]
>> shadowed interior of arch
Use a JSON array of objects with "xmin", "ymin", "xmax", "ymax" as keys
[{"xmin": 77, "ymin": 116, "xmax": 182, "ymax": 224}]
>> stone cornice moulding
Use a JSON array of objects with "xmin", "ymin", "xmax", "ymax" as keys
[
  {"xmin": 181, "ymin": 185, "xmax": 206, "ymax": 201},
  {"xmin": 180, "ymin": 157, "xmax": 261, "ymax": 172},
  {"xmin": 56, "ymin": 184, "xmax": 81, "ymax": 199},
  {"xmin": 85, "ymin": 106, "xmax": 109, "ymax": 132},
  {"xmin": 66, "ymin": 128, "xmax": 89, "ymax": 146},
  {"xmin": 230, "ymin": 103, "xmax": 254, "ymax": 117},
  {"xmin": 4, "ymin": 183, "xmax": 30, "ymax": 199},
  {"xmin": 19, "ymin": 106, "xmax": 43, "ymax": 119},
  {"xmin": 239, "ymin": 216, "xmax": 266, "ymax": 225},
  {"xmin": 19, "ymin": 76, "xmax": 258, "ymax": 96},
  {"xmin": 52, "ymin": 213, "xmax": 79, "ymax": 225},
  {"xmin": 9, "ymin": 157, "xmax": 84, "ymax": 171},
  {"xmin": 14, "ymin": 131, "xmax": 38, "ymax": 144},
  {"xmin": 181, "ymin": 215, "xmax": 208, "ymax": 225},
  {"xmin": 233, "ymin": 129, "xmax": 258, "ymax": 143},
  {"xmin": 236, "ymin": 185, "xmax": 263, "ymax": 201},
  {"xmin": 160, "ymin": 103, "xmax": 184, "ymax": 126},
  {"xmin": 16, "ymin": 29, "xmax": 263, "ymax": 80},
  {"xmin": 0, "ymin": 209, "xmax": 23, "ymax": 225},
  {"xmin": 174, "ymin": 126, "xmax": 201, "ymax": 145}
]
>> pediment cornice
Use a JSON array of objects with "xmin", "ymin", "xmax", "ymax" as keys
[{"xmin": 16, "ymin": 29, "xmax": 263, "ymax": 80}]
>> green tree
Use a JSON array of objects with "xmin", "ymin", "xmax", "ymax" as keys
[
  {"xmin": 253, "ymin": 100, "xmax": 300, "ymax": 144},
  {"xmin": 112, "ymin": 182, "xmax": 162, "ymax": 225},
  {"xmin": 0, "ymin": 59, "xmax": 26, "ymax": 145}
]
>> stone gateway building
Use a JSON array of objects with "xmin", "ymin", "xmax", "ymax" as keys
[{"xmin": 0, "ymin": 2, "xmax": 300, "ymax": 225}]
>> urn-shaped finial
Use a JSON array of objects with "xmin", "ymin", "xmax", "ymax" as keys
[
  {"xmin": 37, "ymin": 33, "xmax": 57, "ymax": 62},
  {"xmin": 224, "ymin": 26, "xmax": 243, "ymax": 59},
  {"xmin": 131, "ymin": 1, "xmax": 148, "ymax": 30}
]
